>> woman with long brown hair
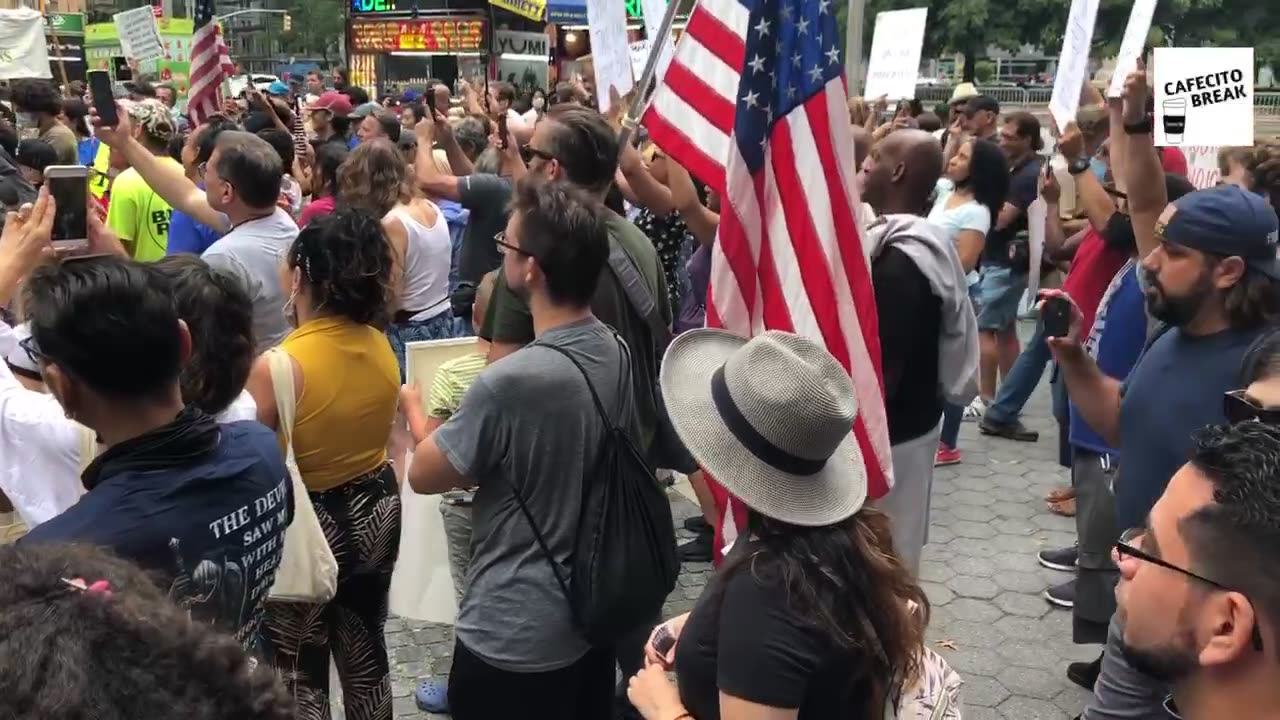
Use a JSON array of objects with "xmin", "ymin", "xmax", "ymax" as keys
[{"xmin": 627, "ymin": 330, "xmax": 929, "ymax": 720}]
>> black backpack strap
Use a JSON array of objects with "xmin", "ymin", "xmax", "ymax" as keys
[
  {"xmin": 607, "ymin": 237, "xmax": 673, "ymax": 353},
  {"xmin": 497, "ymin": 337, "xmax": 631, "ymax": 627}
]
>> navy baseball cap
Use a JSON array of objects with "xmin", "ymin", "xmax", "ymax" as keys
[{"xmin": 1159, "ymin": 184, "xmax": 1280, "ymax": 279}]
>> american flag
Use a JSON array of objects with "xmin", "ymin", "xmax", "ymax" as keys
[
  {"xmin": 643, "ymin": 0, "xmax": 891, "ymax": 550},
  {"xmin": 188, "ymin": 0, "xmax": 236, "ymax": 126}
]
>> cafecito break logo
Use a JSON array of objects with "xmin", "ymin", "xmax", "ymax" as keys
[{"xmin": 1154, "ymin": 47, "xmax": 1255, "ymax": 146}]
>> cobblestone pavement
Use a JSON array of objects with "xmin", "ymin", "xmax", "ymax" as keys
[{"xmin": 368, "ymin": 346, "xmax": 1094, "ymax": 720}]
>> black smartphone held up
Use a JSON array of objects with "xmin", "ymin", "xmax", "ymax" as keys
[
  {"xmin": 87, "ymin": 70, "xmax": 119, "ymax": 127},
  {"xmin": 1041, "ymin": 295, "xmax": 1073, "ymax": 339},
  {"xmin": 496, "ymin": 112, "xmax": 509, "ymax": 150},
  {"xmin": 43, "ymin": 165, "xmax": 89, "ymax": 251}
]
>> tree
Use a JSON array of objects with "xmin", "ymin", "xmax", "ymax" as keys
[{"xmin": 280, "ymin": 0, "xmax": 345, "ymax": 65}]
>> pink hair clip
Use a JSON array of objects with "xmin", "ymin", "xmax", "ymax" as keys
[{"xmin": 61, "ymin": 577, "xmax": 113, "ymax": 597}]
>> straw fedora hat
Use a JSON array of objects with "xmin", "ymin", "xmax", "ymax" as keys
[
  {"xmin": 660, "ymin": 329, "xmax": 867, "ymax": 527},
  {"xmin": 948, "ymin": 82, "xmax": 979, "ymax": 105}
]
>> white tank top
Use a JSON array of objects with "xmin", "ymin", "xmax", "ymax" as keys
[{"xmin": 389, "ymin": 202, "xmax": 452, "ymax": 322}]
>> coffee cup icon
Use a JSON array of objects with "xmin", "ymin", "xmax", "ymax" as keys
[{"xmin": 1163, "ymin": 98, "xmax": 1187, "ymax": 145}]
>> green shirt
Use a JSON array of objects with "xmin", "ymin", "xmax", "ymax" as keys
[
  {"xmin": 481, "ymin": 211, "xmax": 671, "ymax": 448},
  {"xmin": 428, "ymin": 351, "xmax": 487, "ymax": 420}
]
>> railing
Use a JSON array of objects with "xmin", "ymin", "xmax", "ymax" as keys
[{"xmin": 912, "ymin": 85, "xmax": 1280, "ymax": 115}]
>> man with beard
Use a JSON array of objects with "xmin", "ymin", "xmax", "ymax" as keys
[
  {"xmin": 860, "ymin": 129, "xmax": 978, "ymax": 574},
  {"xmin": 1046, "ymin": 146, "xmax": 1280, "ymax": 719},
  {"xmin": 1114, "ymin": 422, "xmax": 1280, "ymax": 720}
]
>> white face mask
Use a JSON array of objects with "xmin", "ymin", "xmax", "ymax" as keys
[{"xmin": 16, "ymin": 112, "xmax": 37, "ymax": 130}]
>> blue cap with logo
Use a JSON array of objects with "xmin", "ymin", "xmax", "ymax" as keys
[
  {"xmin": 266, "ymin": 81, "xmax": 290, "ymax": 96},
  {"xmin": 1161, "ymin": 184, "xmax": 1280, "ymax": 279}
]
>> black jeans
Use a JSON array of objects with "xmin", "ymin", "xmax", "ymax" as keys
[{"xmin": 449, "ymin": 638, "xmax": 617, "ymax": 720}]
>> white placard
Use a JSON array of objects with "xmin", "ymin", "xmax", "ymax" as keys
[
  {"xmin": 0, "ymin": 9, "xmax": 52, "ymax": 80},
  {"xmin": 1026, "ymin": 198, "xmax": 1048, "ymax": 301},
  {"xmin": 586, "ymin": 0, "xmax": 633, "ymax": 113},
  {"xmin": 629, "ymin": 40, "xmax": 651, "ymax": 84},
  {"xmin": 863, "ymin": 8, "xmax": 929, "ymax": 101},
  {"xmin": 114, "ymin": 6, "xmax": 165, "ymax": 63},
  {"xmin": 1154, "ymin": 47, "xmax": 1254, "ymax": 147},
  {"xmin": 1048, "ymin": 0, "xmax": 1101, "ymax": 133},
  {"xmin": 640, "ymin": 0, "xmax": 674, "ymax": 84},
  {"xmin": 1107, "ymin": 0, "xmax": 1157, "ymax": 97},
  {"xmin": 1182, "ymin": 145, "xmax": 1223, "ymax": 189}
]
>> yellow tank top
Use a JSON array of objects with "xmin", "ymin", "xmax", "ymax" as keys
[{"xmin": 280, "ymin": 316, "xmax": 400, "ymax": 491}]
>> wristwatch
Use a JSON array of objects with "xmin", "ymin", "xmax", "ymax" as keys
[
  {"xmin": 1066, "ymin": 157, "xmax": 1092, "ymax": 176},
  {"xmin": 1123, "ymin": 116, "xmax": 1154, "ymax": 134}
]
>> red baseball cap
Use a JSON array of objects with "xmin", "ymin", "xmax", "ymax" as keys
[
  {"xmin": 1159, "ymin": 146, "xmax": 1188, "ymax": 178},
  {"xmin": 307, "ymin": 91, "xmax": 353, "ymax": 117}
]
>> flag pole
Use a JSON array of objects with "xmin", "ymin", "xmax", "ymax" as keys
[
  {"xmin": 48, "ymin": 25, "xmax": 70, "ymax": 90},
  {"xmin": 617, "ymin": 0, "xmax": 683, "ymax": 152}
]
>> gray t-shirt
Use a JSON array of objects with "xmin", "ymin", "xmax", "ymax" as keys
[
  {"xmin": 433, "ymin": 316, "xmax": 636, "ymax": 672},
  {"xmin": 456, "ymin": 173, "xmax": 513, "ymax": 284},
  {"xmin": 202, "ymin": 208, "xmax": 298, "ymax": 352}
]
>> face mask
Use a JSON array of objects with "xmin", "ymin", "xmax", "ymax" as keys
[
  {"xmin": 282, "ymin": 287, "xmax": 300, "ymax": 328},
  {"xmin": 532, "ymin": 97, "xmax": 545, "ymax": 110},
  {"xmin": 1090, "ymin": 157, "xmax": 1107, "ymax": 182},
  {"xmin": 15, "ymin": 112, "xmax": 36, "ymax": 130}
]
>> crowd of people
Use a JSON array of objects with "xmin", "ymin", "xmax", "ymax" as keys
[{"xmin": 0, "ymin": 53, "xmax": 1276, "ymax": 720}]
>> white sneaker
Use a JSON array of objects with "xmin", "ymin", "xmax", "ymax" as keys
[{"xmin": 962, "ymin": 397, "xmax": 986, "ymax": 421}]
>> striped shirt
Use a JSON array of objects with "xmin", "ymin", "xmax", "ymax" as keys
[{"xmin": 430, "ymin": 351, "xmax": 486, "ymax": 506}]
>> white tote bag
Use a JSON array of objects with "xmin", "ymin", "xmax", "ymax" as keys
[{"xmin": 266, "ymin": 349, "xmax": 339, "ymax": 603}]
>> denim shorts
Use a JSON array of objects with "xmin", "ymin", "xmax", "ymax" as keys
[
  {"xmin": 386, "ymin": 311, "xmax": 458, "ymax": 382},
  {"xmin": 976, "ymin": 265, "xmax": 1028, "ymax": 331}
]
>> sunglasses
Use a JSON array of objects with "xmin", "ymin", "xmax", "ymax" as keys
[
  {"xmin": 1115, "ymin": 527, "xmax": 1264, "ymax": 652},
  {"xmin": 520, "ymin": 145, "xmax": 556, "ymax": 165},
  {"xmin": 1223, "ymin": 389, "xmax": 1280, "ymax": 425},
  {"xmin": 18, "ymin": 334, "xmax": 46, "ymax": 366}
]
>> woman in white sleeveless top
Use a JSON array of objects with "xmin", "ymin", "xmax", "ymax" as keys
[{"xmin": 339, "ymin": 139, "xmax": 456, "ymax": 379}]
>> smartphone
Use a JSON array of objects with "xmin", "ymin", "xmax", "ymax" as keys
[
  {"xmin": 497, "ymin": 112, "xmax": 509, "ymax": 150},
  {"xmin": 87, "ymin": 70, "xmax": 118, "ymax": 128},
  {"xmin": 1041, "ymin": 295, "xmax": 1073, "ymax": 338},
  {"xmin": 651, "ymin": 624, "xmax": 675, "ymax": 656},
  {"xmin": 44, "ymin": 165, "xmax": 89, "ymax": 251}
]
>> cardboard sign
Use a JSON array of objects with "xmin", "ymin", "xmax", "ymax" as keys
[
  {"xmin": 863, "ymin": 8, "xmax": 928, "ymax": 100},
  {"xmin": 639, "ymin": 0, "xmax": 673, "ymax": 84},
  {"xmin": 586, "ymin": 0, "xmax": 633, "ymax": 112},
  {"xmin": 1048, "ymin": 0, "xmax": 1100, "ymax": 133},
  {"xmin": 113, "ymin": 6, "xmax": 165, "ymax": 63}
]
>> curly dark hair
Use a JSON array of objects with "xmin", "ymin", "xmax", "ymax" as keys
[
  {"xmin": 287, "ymin": 207, "xmax": 394, "ymax": 327},
  {"xmin": 338, "ymin": 138, "xmax": 406, "ymax": 217},
  {"xmin": 716, "ymin": 507, "xmax": 928, "ymax": 718},
  {"xmin": 1245, "ymin": 140, "xmax": 1280, "ymax": 207},
  {"xmin": 152, "ymin": 255, "xmax": 255, "ymax": 416},
  {"xmin": 61, "ymin": 97, "xmax": 92, "ymax": 138},
  {"xmin": 956, "ymin": 137, "xmax": 1010, "ymax": 223},
  {"xmin": 10, "ymin": 78, "xmax": 62, "ymax": 116},
  {"xmin": 0, "ymin": 543, "xmax": 293, "ymax": 720},
  {"xmin": 1186, "ymin": 423, "xmax": 1280, "ymax": 649}
]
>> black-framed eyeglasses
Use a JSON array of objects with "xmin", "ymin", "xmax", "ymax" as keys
[
  {"xmin": 1115, "ymin": 527, "xmax": 1264, "ymax": 652},
  {"xmin": 494, "ymin": 231, "xmax": 527, "ymax": 257},
  {"xmin": 1224, "ymin": 389, "xmax": 1280, "ymax": 425},
  {"xmin": 18, "ymin": 334, "xmax": 46, "ymax": 366},
  {"xmin": 520, "ymin": 144, "xmax": 555, "ymax": 165}
]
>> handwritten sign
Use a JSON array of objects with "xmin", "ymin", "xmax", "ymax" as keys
[
  {"xmin": 863, "ymin": 8, "xmax": 928, "ymax": 101},
  {"xmin": 629, "ymin": 40, "xmax": 651, "ymax": 83},
  {"xmin": 586, "ymin": 0, "xmax": 633, "ymax": 113},
  {"xmin": 1183, "ymin": 145, "xmax": 1223, "ymax": 189},
  {"xmin": 1048, "ymin": 0, "xmax": 1100, "ymax": 132},
  {"xmin": 1026, "ymin": 198, "xmax": 1048, "ymax": 300},
  {"xmin": 1108, "ymin": 0, "xmax": 1157, "ymax": 97},
  {"xmin": 640, "ymin": 0, "xmax": 673, "ymax": 84},
  {"xmin": 349, "ymin": 18, "xmax": 484, "ymax": 53},
  {"xmin": 114, "ymin": 6, "xmax": 165, "ymax": 63}
]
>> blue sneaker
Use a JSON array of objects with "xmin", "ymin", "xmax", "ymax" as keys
[{"xmin": 415, "ymin": 677, "xmax": 449, "ymax": 714}]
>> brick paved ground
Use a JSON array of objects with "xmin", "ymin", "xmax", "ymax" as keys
[{"xmin": 357, "ymin": 333, "xmax": 1096, "ymax": 720}]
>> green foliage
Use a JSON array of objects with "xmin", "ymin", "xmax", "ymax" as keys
[
  {"xmin": 975, "ymin": 60, "xmax": 996, "ymax": 83},
  {"xmin": 279, "ymin": 0, "xmax": 344, "ymax": 63},
  {"xmin": 833, "ymin": 0, "xmax": 1276, "ymax": 76}
]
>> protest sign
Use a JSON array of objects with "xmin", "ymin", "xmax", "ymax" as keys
[
  {"xmin": 863, "ymin": 8, "xmax": 928, "ymax": 100},
  {"xmin": 1048, "ymin": 0, "xmax": 1100, "ymax": 133},
  {"xmin": 0, "ymin": 9, "xmax": 52, "ymax": 80},
  {"xmin": 1107, "ymin": 0, "xmax": 1157, "ymax": 97},
  {"xmin": 640, "ymin": 0, "xmax": 673, "ymax": 84},
  {"xmin": 114, "ymin": 6, "xmax": 165, "ymax": 63},
  {"xmin": 586, "ymin": 0, "xmax": 634, "ymax": 112}
]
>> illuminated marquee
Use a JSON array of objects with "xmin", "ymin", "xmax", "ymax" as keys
[{"xmin": 349, "ymin": 18, "xmax": 485, "ymax": 53}]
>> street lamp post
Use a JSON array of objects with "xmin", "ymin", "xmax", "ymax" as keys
[{"xmin": 844, "ymin": 0, "xmax": 866, "ymax": 97}]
